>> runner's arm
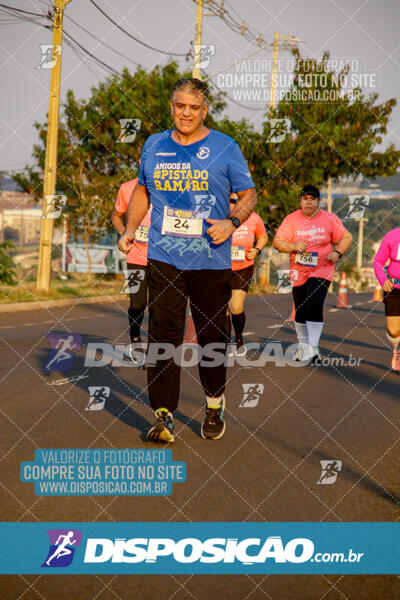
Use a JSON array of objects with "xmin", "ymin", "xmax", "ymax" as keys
[
  {"xmin": 111, "ymin": 209, "xmax": 125, "ymax": 236},
  {"xmin": 327, "ymin": 231, "xmax": 352, "ymax": 263},
  {"xmin": 373, "ymin": 234, "xmax": 392, "ymax": 291},
  {"xmin": 118, "ymin": 184, "xmax": 149, "ymax": 254},
  {"xmin": 247, "ymin": 232, "xmax": 268, "ymax": 260},
  {"xmin": 206, "ymin": 187, "xmax": 257, "ymax": 245},
  {"xmin": 273, "ymin": 237, "xmax": 307, "ymax": 253},
  {"xmin": 230, "ymin": 187, "xmax": 257, "ymax": 223}
]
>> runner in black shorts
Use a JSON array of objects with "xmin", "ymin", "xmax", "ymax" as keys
[
  {"xmin": 228, "ymin": 194, "xmax": 267, "ymax": 356},
  {"xmin": 112, "ymin": 177, "xmax": 151, "ymax": 366}
]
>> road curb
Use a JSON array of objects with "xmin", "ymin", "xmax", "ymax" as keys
[{"xmin": 0, "ymin": 294, "xmax": 127, "ymax": 314}]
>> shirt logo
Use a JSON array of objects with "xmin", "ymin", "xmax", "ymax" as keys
[{"xmin": 197, "ymin": 146, "xmax": 210, "ymax": 160}]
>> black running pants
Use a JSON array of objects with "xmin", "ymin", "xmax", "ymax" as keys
[{"xmin": 147, "ymin": 259, "xmax": 232, "ymax": 413}]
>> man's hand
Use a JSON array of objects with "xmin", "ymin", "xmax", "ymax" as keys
[
  {"xmin": 383, "ymin": 279, "xmax": 394, "ymax": 292},
  {"xmin": 294, "ymin": 240, "xmax": 308, "ymax": 252},
  {"xmin": 327, "ymin": 251, "xmax": 340, "ymax": 263},
  {"xmin": 246, "ymin": 247, "xmax": 259, "ymax": 261},
  {"xmin": 205, "ymin": 218, "xmax": 236, "ymax": 245},
  {"xmin": 118, "ymin": 230, "xmax": 135, "ymax": 254}
]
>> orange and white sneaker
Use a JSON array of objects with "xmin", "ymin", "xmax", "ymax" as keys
[{"xmin": 391, "ymin": 349, "xmax": 400, "ymax": 371}]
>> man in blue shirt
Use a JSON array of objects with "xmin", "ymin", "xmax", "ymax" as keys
[{"xmin": 119, "ymin": 78, "xmax": 257, "ymax": 443}]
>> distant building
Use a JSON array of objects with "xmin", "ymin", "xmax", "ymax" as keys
[{"xmin": 0, "ymin": 191, "xmax": 41, "ymax": 245}]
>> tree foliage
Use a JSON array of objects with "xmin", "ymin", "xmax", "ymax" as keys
[
  {"xmin": 0, "ymin": 241, "xmax": 17, "ymax": 285},
  {"xmin": 257, "ymin": 49, "xmax": 400, "ymax": 230},
  {"xmin": 14, "ymin": 52, "xmax": 400, "ymax": 244}
]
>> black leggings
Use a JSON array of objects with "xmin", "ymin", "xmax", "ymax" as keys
[
  {"xmin": 292, "ymin": 277, "xmax": 330, "ymax": 323},
  {"xmin": 147, "ymin": 259, "xmax": 232, "ymax": 413},
  {"xmin": 127, "ymin": 263, "xmax": 148, "ymax": 340}
]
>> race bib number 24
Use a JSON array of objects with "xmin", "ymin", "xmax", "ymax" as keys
[{"xmin": 161, "ymin": 206, "xmax": 203, "ymax": 238}]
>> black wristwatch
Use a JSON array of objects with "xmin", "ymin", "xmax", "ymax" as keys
[
  {"xmin": 229, "ymin": 216, "xmax": 241, "ymax": 228},
  {"xmin": 335, "ymin": 250, "xmax": 343, "ymax": 259},
  {"xmin": 255, "ymin": 248, "xmax": 261, "ymax": 255}
]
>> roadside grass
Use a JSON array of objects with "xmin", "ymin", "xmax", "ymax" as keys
[{"xmin": 0, "ymin": 273, "xmax": 126, "ymax": 304}]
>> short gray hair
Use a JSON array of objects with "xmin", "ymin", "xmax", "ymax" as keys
[{"xmin": 172, "ymin": 78, "xmax": 209, "ymax": 102}]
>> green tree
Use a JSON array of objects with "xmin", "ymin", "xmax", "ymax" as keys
[
  {"xmin": 259, "ymin": 49, "xmax": 400, "ymax": 231},
  {"xmin": 0, "ymin": 241, "xmax": 17, "ymax": 285},
  {"xmin": 14, "ymin": 61, "xmax": 226, "ymax": 276}
]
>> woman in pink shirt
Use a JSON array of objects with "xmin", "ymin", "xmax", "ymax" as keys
[
  {"xmin": 228, "ymin": 194, "xmax": 268, "ymax": 355},
  {"xmin": 273, "ymin": 184, "xmax": 352, "ymax": 362},
  {"xmin": 112, "ymin": 177, "xmax": 151, "ymax": 365},
  {"xmin": 373, "ymin": 228, "xmax": 400, "ymax": 370}
]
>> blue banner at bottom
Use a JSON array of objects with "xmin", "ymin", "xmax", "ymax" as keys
[{"xmin": 0, "ymin": 522, "xmax": 398, "ymax": 574}]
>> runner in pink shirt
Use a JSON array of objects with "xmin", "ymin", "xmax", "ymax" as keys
[
  {"xmin": 112, "ymin": 177, "xmax": 151, "ymax": 365},
  {"xmin": 228, "ymin": 194, "xmax": 267, "ymax": 355},
  {"xmin": 373, "ymin": 228, "xmax": 400, "ymax": 370},
  {"xmin": 273, "ymin": 185, "xmax": 352, "ymax": 362}
]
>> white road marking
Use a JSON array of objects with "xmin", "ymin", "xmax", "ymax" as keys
[{"xmin": 50, "ymin": 374, "xmax": 89, "ymax": 386}]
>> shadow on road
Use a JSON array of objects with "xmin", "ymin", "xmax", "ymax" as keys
[
  {"xmin": 36, "ymin": 331, "xmax": 201, "ymax": 440},
  {"xmin": 266, "ymin": 433, "xmax": 400, "ymax": 508}
]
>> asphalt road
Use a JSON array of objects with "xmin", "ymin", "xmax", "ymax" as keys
[{"xmin": 0, "ymin": 291, "xmax": 398, "ymax": 599}]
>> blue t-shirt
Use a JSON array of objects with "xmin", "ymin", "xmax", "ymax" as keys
[{"xmin": 138, "ymin": 128, "xmax": 255, "ymax": 270}]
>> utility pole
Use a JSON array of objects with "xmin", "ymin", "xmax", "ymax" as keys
[
  {"xmin": 192, "ymin": 0, "xmax": 204, "ymax": 79},
  {"xmin": 269, "ymin": 32, "xmax": 279, "ymax": 110},
  {"xmin": 327, "ymin": 175, "xmax": 332, "ymax": 212},
  {"xmin": 356, "ymin": 217, "xmax": 368, "ymax": 270},
  {"xmin": 37, "ymin": 0, "xmax": 72, "ymax": 293},
  {"xmin": 269, "ymin": 32, "xmax": 304, "ymax": 110},
  {"xmin": 267, "ymin": 32, "xmax": 304, "ymax": 287},
  {"xmin": 257, "ymin": 247, "xmax": 272, "ymax": 289}
]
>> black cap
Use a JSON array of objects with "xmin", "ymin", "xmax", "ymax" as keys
[{"xmin": 300, "ymin": 184, "xmax": 320, "ymax": 199}]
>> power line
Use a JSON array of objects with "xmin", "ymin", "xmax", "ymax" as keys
[
  {"xmin": 64, "ymin": 12, "xmax": 141, "ymax": 69},
  {"xmin": 202, "ymin": 0, "xmax": 268, "ymax": 46},
  {"xmin": 205, "ymin": 71, "xmax": 263, "ymax": 112},
  {"xmin": 63, "ymin": 29, "xmax": 119, "ymax": 75},
  {"xmin": 0, "ymin": 6, "xmax": 48, "ymax": 27},
  {"xmin": 64, "ymin": 35, "xmax": 110, "ymax": 78},
  {"xmin": 0, "ymin": 3, "xmax": 134, "ymax": 77},
  {"xmin": 0, "ymin": 3, "xmax": 47, "ymax": 18},
  {"xmin": 89, "ymin": 0, "xmax": 190, "ymax": 58}
]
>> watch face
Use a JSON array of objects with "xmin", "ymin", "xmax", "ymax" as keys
[{"xmin": 231, "ymin": 217, "xmax": 240, "ymax": 228}]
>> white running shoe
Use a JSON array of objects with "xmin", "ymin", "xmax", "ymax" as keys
[
  {"xmin": 310, "ymin": 346, "xmax": 321, "ymax": 362},
  {"xmin": 127, "ymin": 341, "xmax": 146, "ymax": 366},
  {"xmin": 235, "ymin": 343, "xmax": 247, "ymax": 357},
  {"xmin": 293, "ymin": 343, "xmax": 311, "ymax": 361},
  {"xmin": 293, "ymin": 344, "xmax": 320, "ymax": 363}
]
